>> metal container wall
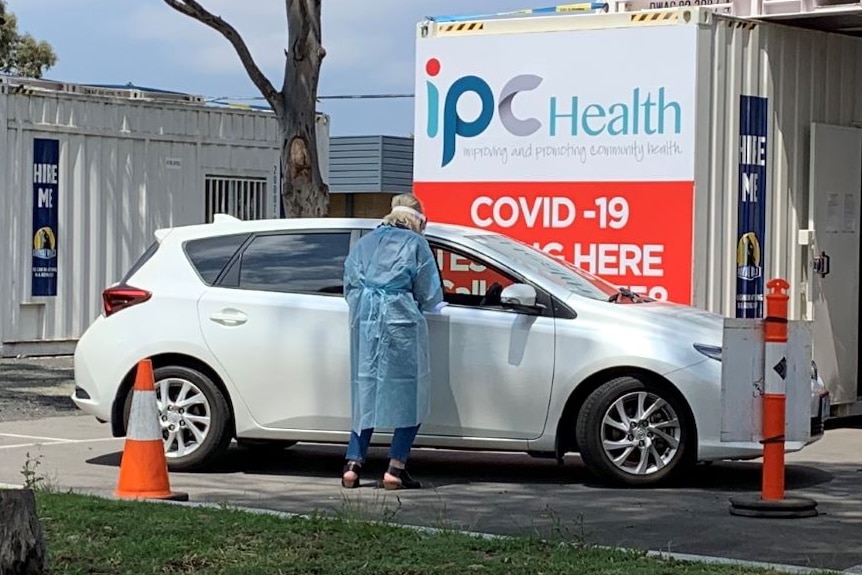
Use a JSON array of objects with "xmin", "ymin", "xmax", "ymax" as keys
[
  {"xmin": 691, "ymin": 13, "xmax": 862, "ymax": 321},
  {"xmin": 0, "ymin": 88, "xmax": 330, "ymax": 354}
]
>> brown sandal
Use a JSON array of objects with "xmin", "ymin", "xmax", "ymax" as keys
[
  {"xmin": 341, "ymin": 461, "xmax": 361, "ymax": 489},
  {"xmin": 383, "ymin": 465, "xmax": 421, "ymax": 490}
]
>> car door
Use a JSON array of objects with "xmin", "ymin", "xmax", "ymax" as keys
[
  {"xmin": 196, "ymin": 229, "xmax": 357, "ymax": 432},
  {"xmin": 422, "ymin": 241, "xmax": 556, "ymax": 440}
]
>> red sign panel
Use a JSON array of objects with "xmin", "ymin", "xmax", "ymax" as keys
[
  {"xmin": 433, "ymin": 248, "xmax": 514, "ymax": 296},
  {"xmin": 416, "ymin": 181, "xmax": 694, "ymax": 304}
]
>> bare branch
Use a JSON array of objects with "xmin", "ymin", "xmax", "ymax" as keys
[{"xmin": 162, "ymin": 0, "xmax": 283, "ymax": 116}]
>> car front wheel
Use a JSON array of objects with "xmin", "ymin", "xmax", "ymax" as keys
[
  {"xmin": 123, "ymin": 365, "xmax": 233, "ymax": 472},
  {"xmin": 575, "ymin": 376, "xmax": 694, "ymax": 486}
]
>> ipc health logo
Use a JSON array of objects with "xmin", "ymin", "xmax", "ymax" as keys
[
  {"xmin": 424, "ymin": 57, "xmax": 543, "ymax": 168},
  {"xmin": 423, "ymin": 57, "xmax": 685, "ymax": 168}
]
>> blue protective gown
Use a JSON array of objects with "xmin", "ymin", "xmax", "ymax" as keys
[{"xmin": 344, "ymin": 224, "xmax": 444, "ymax": 434}]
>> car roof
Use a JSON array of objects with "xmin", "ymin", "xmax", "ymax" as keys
[{"xmin": 155, "ymin": 214, "xmax": 493, "ymax": 244}]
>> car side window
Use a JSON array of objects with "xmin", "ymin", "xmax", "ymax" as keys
[
  {"xmin": 432, "ymin": 245, "xmax": 516, "ymax": 308},
  {"xmin": 237, "ymin": 232, "xmax": 350, "ymax": 294}
]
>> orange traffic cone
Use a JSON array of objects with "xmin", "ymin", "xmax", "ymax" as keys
[{"xmin": 115, "ymin": 359, "xmax": 189, "ymax": 501}]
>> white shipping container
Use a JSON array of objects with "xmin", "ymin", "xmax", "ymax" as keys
[
  {"xmin": 413, "ymin": 8, "xmax": 862, "ymax": 414},
  {"xmin": 0, "ymin": 78, "xmax": 331, "ymax": 357},
  {"xmin": 688, "ymin": 9, "xmax": 862, "ymax": 414}
]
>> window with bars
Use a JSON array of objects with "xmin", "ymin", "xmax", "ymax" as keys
[{"xmin": 205, "ymin": 175, "xmax": 269, "ymax": 222}]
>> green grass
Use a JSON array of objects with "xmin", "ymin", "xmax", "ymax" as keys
[{"xmin": 35, "ymin": 491, "xmax": 807, "ymax": 575}]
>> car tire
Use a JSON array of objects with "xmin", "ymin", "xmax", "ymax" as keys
[
  {"xmin": 575, "ymin": 376, "xmax": 694, "ymax": 487},
  {"xmin": 122, "ymin": 365, "xmax": 233, "ymax": 472}
]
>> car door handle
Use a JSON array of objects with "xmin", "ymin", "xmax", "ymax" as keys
[{"xmin": 210, "ymin": 309, "xmax": 248, "ymax": 326}]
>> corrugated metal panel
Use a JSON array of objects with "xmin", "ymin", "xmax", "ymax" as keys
[
  {"xmin": 0, "ymin": 90, "xmax": 11, "ymax": 346},
  {"xmin": 0, "ymin": 89, "xmax": 331, "ymax": 353},
  {"xmin": 380, "ymin": 137, "xmax": 414, "ymax": 193},
  {"xmin": 329, "ymin": 136, "xmax": 383, "ymax": 192},
  {"xmin": 329, "ymin": 136, "xmax": 414, "ymax": 194},
  {"xmin": 380, "ymin": 136, "xmax": 413, "ymax": 156},
  {"xmin": 333, "ymin": 183, "xmax": 392, "ymax": 193},
  {"xmin": 693, "ymin": 15, "xmax": 862, "ymax": 322}
]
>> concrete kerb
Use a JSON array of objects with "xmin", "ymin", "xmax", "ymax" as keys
[{"xmin": 1, "ymin": 481, "xmax": 843, "ymax": 575}]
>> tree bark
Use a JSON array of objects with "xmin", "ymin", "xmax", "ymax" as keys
[
  {"xmin": 162, "ymin": 0, "xmax": 330, "ymax": 219},
  {"xmin": 282, "ymin": 0, "xmax": 329, "ymax": 218},
  {"xmin": 0, "ymin": 489, "xmax": 47, "ymax": 575}
]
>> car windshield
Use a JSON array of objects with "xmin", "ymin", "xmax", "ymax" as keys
[{"xmin": 470, "ymin": 233, "xmax": 620, "ymax": 301}]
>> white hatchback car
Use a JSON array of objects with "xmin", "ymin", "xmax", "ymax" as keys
[{"xmin": 73, "ymin": 215, "xmax": 830, "ymax": 486}]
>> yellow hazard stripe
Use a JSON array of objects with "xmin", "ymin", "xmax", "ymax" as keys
[
  {"xmin": 629, "ymin": 10, "xmax": 679, "ymax": 21},
  {"xmin": 556, "ymin": 3, "xmax": 599, "ymax": 11},
  {"xmin": 439, "ymin": 21, "xmax": 485, "ymax": 32}
]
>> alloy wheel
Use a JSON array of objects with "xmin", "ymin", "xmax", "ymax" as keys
[
  {"xmin": 600, "ymin": 391, "xmax": 681, "ymax": 476},
  {"xmin": 154, "ymin": 377, "xmax": 212, "ymax": 459}
]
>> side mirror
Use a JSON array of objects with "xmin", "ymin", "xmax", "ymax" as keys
[{"xmin": 500, "ymin": 284, "xmax": 542, "ymax": 314}]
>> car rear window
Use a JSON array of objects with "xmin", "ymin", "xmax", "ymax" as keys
[
  {"xmin": 184, "ymin": 233, "xmax": 250, "ymax": 285},
  {"xmin": 121, "ymin": 241, "xmax": 159, "ymax": 284}
]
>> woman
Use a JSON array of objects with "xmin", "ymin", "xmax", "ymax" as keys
[{"xmin": 341, "ymin": 194, "xmax": 445, "ymax": 490}]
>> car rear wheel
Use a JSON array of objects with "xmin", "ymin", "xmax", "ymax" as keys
[
  {"xmin": 575, "ymin": 376, "xmax": 694, "ymax": 487},
  {"xmin": 123, "ymin": 365, "xmax": 233, "ymax": 472}
]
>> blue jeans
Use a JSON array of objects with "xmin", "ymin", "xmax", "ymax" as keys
[{"xmin": 345, "ymin": 425, "xmax": 420, "ymax": 464}]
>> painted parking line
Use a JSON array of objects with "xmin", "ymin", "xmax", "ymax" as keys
[
  {"xmin": 0, "ymin": 432, "xmax": 81, "ymax": 442},
  {"xmin": 0, "ymin": 436, "xmax": 123, "ymax": 450}
]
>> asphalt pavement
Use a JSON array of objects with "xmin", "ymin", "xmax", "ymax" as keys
[
  {"xmin": 0, "ymin": 356, "xmax": 78, "ymax": 422},
  {"xmin": 1, "ymin": 357, "xmax": 861, "ymax": 572}
]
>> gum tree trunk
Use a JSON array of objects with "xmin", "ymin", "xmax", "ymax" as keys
[
  {"xmin": 282, "ymin": 0, "xmax": 329, "ymax": 217},
  {"xmin": 161, "ymin": 0, "xmax": 329, "ymax": 218},
  {"xmin": 0, "ymin": 489, "xmax": 47, "ymax": 575}
]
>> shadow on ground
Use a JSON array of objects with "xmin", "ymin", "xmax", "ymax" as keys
[
  {"xmin": 89, "ymin": 441, "xmax": 835, "ymax": 493},
  {"xmin": 84, "ymin": 442, "xmax": 862, "ymax": 572}
]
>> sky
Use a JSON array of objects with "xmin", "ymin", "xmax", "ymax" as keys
[{"xmin": 7, "ymin": 0, "xmax": 536, "ymax": 137}]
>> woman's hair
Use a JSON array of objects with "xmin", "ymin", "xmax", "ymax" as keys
[{"xmin": 381, "ymin": 193, "xmax": 427, "ymax": 234}]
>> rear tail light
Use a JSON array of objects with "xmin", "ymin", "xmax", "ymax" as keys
[{"xmin": 102, "ymin": 285, "xmax": 152, "ymax": 317}]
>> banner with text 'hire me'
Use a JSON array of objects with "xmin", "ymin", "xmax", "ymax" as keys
[{"xmin": 413, "ymin": 23, "xmax": 698, "ymax": 304}]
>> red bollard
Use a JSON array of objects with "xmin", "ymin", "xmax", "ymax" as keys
[
  {"xmin": 762, "ymin": 278, "xmax": 789, "ymax": 500},
  {"xmin": 729, "ymin": 278, "xmax": 818, "ymax": 519}
]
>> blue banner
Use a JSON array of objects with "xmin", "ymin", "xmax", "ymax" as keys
[
  {"xmin": 735, "ymin": 96, "xmax": 768, "ymax": 318},
  {"xmin": 32, "ymin": 138, "xmax": 60, "ymax": 297}
]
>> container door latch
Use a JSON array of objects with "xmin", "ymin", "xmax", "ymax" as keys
[{"xmin": 812, "ymin": 251, "xmax": 831, "ymax": 278}]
